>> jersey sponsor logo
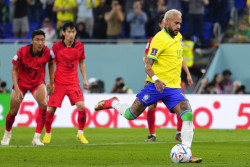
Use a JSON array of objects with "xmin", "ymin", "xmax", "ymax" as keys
[
  {"xmin": 142, "ymin": 94, "xmax": 150, "ymax": 102},
  {"xmin": 151, "ymin": 48, "xmax": 158, "ymax": 56},
  {"xmin": 13, "ymin": 54, "xmax": 18, "ymax": 61}
]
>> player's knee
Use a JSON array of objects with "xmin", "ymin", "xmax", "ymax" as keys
[
  {"xmin": 77, "ymin": 105, "xmax": 85, "ymax": 111},
  {"xmin": 48, "ymin": 107, "xmax": 56, "ymax": 114},
  {"xmin": 39, "ymin": 102, "xmax": 47, "ymax": 109},
  {"xmin": 180, "ymin": 111, "xmax": 193, "ymax": 121}
]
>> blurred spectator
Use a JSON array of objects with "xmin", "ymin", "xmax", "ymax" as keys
[
  {"xmin": 248, "ymin": 0, "xmax": 250, "ymax": 24},
  {"xmin": 40, "ymin": 17, "xmax": 56, "ymax": 45},
  {"xmin": 235, "ymin": 85, "xmax": 246, "ymax": 94},
  {"xmin": 166, "ymin": 0, "xmax": 182, "ymax": 11},
  {"xmin": 76, "ymin": 22, "xmax": 90, "ymax": 39},
  {"xmin": 207, "ymin": 74, "xmax": 223, "ymax": 94},
  {"xmin": 0, "ymin": 81, "xmax": 10, "ymax": 93},
  {"xmin": 234, "ymin": 20, "xmax": 250, "ymax": 41},
  {"xmin": 151, "ymin": 0, "xmax": 166, "ymax": 34},
  {"xmin": 93, "ymin": 0, "xmax": 107, "ymax": 39},
  {"xmin": 208, "ymin": 0, "xmax": 229, "ymax": 33},
  {"xmin": 41, "ymin": 0, "xmax": 56, "ymax": 22},
  {"xmin": 126, "ymin": 0, "xmax": 148, "ymax": 38},
  {"xmin": 0, "ymin": 0, "xmax": 9, "ymax": 32},
  {"xmin": 111, "ymin": 77, "xmax": 133, "ymax": 94},
  {"xmin": 88, "ymin": 78, "xmax": 105, "ymax": 93},
  {"xmin": 198, "ymin": 74, "xmax": 223, "ymax": 94},
  {"xmin": 28, "ymin": 0, "xmax": 43, "ymax": 24},
  {"xmin": 53, "ymin": 0, "xmax": 77, "ymax": 31},
  {"xmin": 188, "ymin": 0, "xmax": 209, "ymax": 45},
  {"xmin": 104, "ymin": 0, "xmax": 124, "ymax": 39},
  {"xmin": 181, "ymin": 34, "xmax": 203, "ymax": 84},
  {"xmin": 231, "ymin": 81, "xmax": 242, "ymax": 94},
  {"xmin": 77, "ymin": 0, "xmax": 99, "ymax": 37},
  {"xmin": 12, "ymin": 0, "xmax": 32, "ymax": 38},
  {"xmin": 221, "ymin": 69, "xmax": 232, "ymax": 94}
]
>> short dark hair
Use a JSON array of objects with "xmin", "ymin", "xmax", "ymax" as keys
[
  {"xmin": 31, "ymin": 30, "xmax": 45, "ymax": 39},
  {"xmin": 116, "ymin": 77, "xmax": 123, "ymax": 82},
  {"xmin": 62, "ymin": 22, "xmax": 76, "ymax": 32},
  {"xmin": 222, "ymin": 69, "xmax": 232, "ymax": 76},
  {"xmin": 159, "ymin": 14, "xmax": 164, "ymax": 24},
  {"xmin": 1, "ymin": 81, "xmax": 6, "ymax": 88}
]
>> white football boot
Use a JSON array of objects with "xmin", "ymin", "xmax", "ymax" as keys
[{"xmin": 1, "ymin": 131, "xmax": 12, "ymax": 145}]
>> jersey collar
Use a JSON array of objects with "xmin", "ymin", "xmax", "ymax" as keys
[
  {"xmin": 62, "ymin": 40, "xmax": 76, "ymax": 48},
  {"xmin": 163, "ymin": 28, "xmax": 174, "ymax": 39},
  {"xmin": 29, "ymin": 44, "xmax": 43, "ymax": 57}
]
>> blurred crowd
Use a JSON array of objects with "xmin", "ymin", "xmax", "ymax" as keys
[
  {"xmin": 197, "ymin": 69, "xmax": 247, "ymax": 94},
  {"xmin": 0, "ymin": 0, "xmax": 249, "ymax": 45},
  {"xmin": 0, "ymin": 78, "xmax": 10, "ymax": 93},
  {"xmin": 87, "ymin": 77, "xmax": 133, "ymax": 94}
]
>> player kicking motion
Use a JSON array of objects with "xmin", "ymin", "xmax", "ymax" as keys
[
  {"xmin": 1, "ymin": 30, "xmax": 54, "ymax": 146},
  {"xmin": 42, "ymin": 22, "xmax": 89, "ymax": 144},
  {"xmin": 95, "ymin": 9, "xmax": 201, "ymax": 163},
  {"xmin": 144, "ymin": 14, "xmax": 193, "ymax": 142}
]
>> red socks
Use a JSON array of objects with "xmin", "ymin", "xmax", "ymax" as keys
[
  {"xmin": 35, "ymin": 109, "xmax": 46, "ymax": 133},
  {"xmin": 147, "ymin": 110, "xmax": 156, "ymax": 134},
  {"xmin": 78, "ymin": 110, "xmax": 86, "ymax": 130},
  {"xmin": 45, "ymin": 112, "xmax": 54, "ymax": 133},
  {"xmin": 6, "ymin": 113, "xmax": 15, "ymax": 131},
  {"xmin": 177, "ymin": 114, "xmax": 183, "ymax": 132}
]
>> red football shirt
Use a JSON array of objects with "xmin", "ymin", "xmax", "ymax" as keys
[
  {"xmin": 12, "ymin": 45, "xmax": 53, "ymax": 87},
  {"xmin": 52, "ymin": 40, "xmax": 85, "ymax": 85},
  {"xmin": 145, "ymin": 37, "xmax": 153, "ymax": 55}
]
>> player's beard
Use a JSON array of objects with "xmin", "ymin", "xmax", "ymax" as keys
[{"xmin": 167, "ymin": 26, "xmax": 178, "ymax": 37}]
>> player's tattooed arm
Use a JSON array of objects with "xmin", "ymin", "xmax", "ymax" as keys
[{"xmin": 145, "ymin": 58, "xmax": 166, "ymax": 92}]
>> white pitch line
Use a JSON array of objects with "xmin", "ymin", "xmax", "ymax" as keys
[{"xmin": 1, "ymin": 140, "xmax": 250, "ymax": 148}]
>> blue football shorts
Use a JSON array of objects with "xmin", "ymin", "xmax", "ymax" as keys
[{"xmin": 136, "ymin": 82, "xmax": 188, "ymax": 113}]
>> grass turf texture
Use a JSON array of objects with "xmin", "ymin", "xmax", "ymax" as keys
[{"xmin": 0, "ymin": 128, "xmax": 249, "ymax": 167}]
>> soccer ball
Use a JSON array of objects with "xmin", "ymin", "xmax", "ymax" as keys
[{"xmin": 170, "ymin": 144, "xmax": 192, "ymax": 163}]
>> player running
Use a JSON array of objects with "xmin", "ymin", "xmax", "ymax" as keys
[
  {"xmin": 42, "ymin": 22, "xmax": 89, "ymax": 144},
  {"xmin": 95, "ymin": 9, "xmax": 201, "ymax": 163},
  {"xmin": 1, "ymin": 30, "xmax": 54, "ymax": 146}
]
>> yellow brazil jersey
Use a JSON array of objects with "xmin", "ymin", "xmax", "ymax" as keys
[
  {"xmin": 54, "ymin": 0, "xmax": 77, "ymax": 22},
  {"xmin": 146, "ymin": 28, "xmax": 183, "ymax": 88}
]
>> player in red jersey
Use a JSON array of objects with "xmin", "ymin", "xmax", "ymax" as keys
[
  {"xmin": 143, "ymin": 15, "xmax": 190, "ymax": 142},
  {"xmin": 42, "ymin": 22, "xmax": 89, "ymax": 144},
  {"xmin": 1, "ymin": 30, "xmax": 54, "ymax": 146}
]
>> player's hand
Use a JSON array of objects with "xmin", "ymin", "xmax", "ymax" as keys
[
  {"xmin": 47, "ymin": 83, "xmax": 54, "ymax": 95},
  {"xmin": 187, "ymin": 74, "xmax": 193, "ymax": 87},
  {"xmin": 155, "ymin": 80, "xmax": 166, "ymax": 93},
  {"xmin": 83, "ymin": 80, "xmax": 89, "ymax": 90},
  {"xmin": 15, "ymin": 88, "xmax": 23, "ymax": 103}
]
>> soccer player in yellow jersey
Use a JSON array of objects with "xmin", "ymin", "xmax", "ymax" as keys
[{"xmin": 95, "ymin": 9, "xmax": 202, "ymax": 163}]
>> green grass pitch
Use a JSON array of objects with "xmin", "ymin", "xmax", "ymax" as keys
[{"xmin": 0, "ymin": 127, "xmax": 249, "ymax": 167}]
